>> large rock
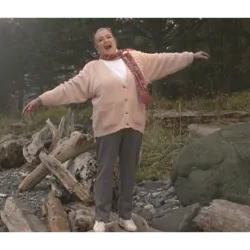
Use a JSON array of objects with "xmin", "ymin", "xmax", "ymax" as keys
[
  {"xmin": 170, "ymin": 123, "xmax": 250, "ymax": 206},
  {"xmin": 150, "ymin": 203, "xmax": 201, "ymax": 232}
]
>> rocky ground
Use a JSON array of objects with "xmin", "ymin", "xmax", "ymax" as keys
[
  {"xmin": 0, "ymin": 167, "xmax": 181, "ymax": 232},
  {"xmin": 133, "ymin": 179, "xmax": 180, "ymax": 223},
  {"xmin": 0, "ymin": 167, "xmax": 50, "ymax": 232}
]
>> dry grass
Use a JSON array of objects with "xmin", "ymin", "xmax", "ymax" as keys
[
  {"xmin": 148, "ymin": 91, "xmax": 250, "ymax": 111},
  {"xmin": 0, "ymin": 90, "xmax": 249, "ymax": 180},
  {"xmin": 136, "ymin": 119, "xmax": 194, "ymax": 181}
]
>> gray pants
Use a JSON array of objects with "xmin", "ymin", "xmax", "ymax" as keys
[{"xmin": 94, "ymin": 128, "xmax": 143, "ymax": 222}]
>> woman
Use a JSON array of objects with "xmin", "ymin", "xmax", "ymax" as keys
[{"xmin": 22, "ymin": 27, "xmax": 209, "ymax": 232}]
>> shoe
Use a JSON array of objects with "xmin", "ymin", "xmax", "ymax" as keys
[
  {"xmin": 118, "ymin": 218, "xmax": 137, "ymax": 232},
  {"xmin": 93, "ymin": 221, "xmax": 105, "ymax": 232}
]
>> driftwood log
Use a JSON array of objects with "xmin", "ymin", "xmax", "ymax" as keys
[
  {"xmin": 48, "ymin": 150, "xmax": 119, "ymax": 210},
  {"xmin": 0, "ymin": 197, "xmax": 48, "ymax": 232},
  {"xmin": 64, "ymin": 202, "xmax": 95, "ymax": 231},
  {"xmin": 46, "ymin": 190, "xmax": 70, "ymax": 232},
  {"xmin": 188, "ymin": 123, "xmax": 221, "ymax": 137},
  {"xmin": 49, "ymin": 151, "xmax": 97, "ymax": 201},
  {"xmin": 194, "ymin": 199, "xmax": 250, "ymax": 232},
  {"xmin": 22, "ymin": 123, "xmax": 52, "ymax": 165},
  {"xmin": 19, "ymin": 131, "xmax": 94, "ymax": 192},
  {"xmin": 39, "ymin": 151, "xmax": 92, "ymax": 204},
  {"xmin": 0, "ymin": 134, "xmax": 29, "ymax": 169},
  {"xmin": 51, "ymin": 151, "xmax": 97, "ymax": 198}
]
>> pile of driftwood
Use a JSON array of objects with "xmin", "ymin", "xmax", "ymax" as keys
[{"xmin": 0, "ymin": 109, "xmax": 152, "ymax": 232}]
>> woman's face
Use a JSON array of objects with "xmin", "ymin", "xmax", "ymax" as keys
[{"xmin": 94, "ymin": 29, "xmax": 117, "ymax": 56}]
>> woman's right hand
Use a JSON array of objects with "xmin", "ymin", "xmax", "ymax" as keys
[{"xmin": 22, "ymin": 97, "xmax": 42, "ymax": 117}]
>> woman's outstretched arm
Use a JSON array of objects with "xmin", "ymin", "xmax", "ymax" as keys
[
  {"xmin": 22, "ymin": 62, "xmax": 94, "ymax": 116},
  {"xmin": 132, "ymin": 50, "xmax": 209, "ymax": 83},
  {"xmin": 39, "ymin": 62, "xmax": 93, "ymax": 106}
]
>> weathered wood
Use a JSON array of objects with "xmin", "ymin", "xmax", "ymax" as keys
[
  {"xmin": 188, "ymin": 123, "xmax": 221, "ymax": 137},
  {"xmin": 73, "ymin": 210, "xmax": 88, "ymax": 231},
  {"xmin": 64, "ymin": 202, "xmax": 95, "ymax": 232},
  {"xmin": 50, "ymin": 151, "xmax": 119, "ymax": 210},
  {"xmin": 49, "ymin": 161, "xmax": 72, "ymax": 201},
  {"xmin": 46, "ymin": 190, "xmax": 70, "ymax": 232},
  {"xmin": 51, "ymin": 151, "xmax": 97, "ymax": 199},
  {"xmin": 193, "ymin": 199, "xmax": 250, "ymax": 232},
  {"xmin": 22, "ymin": 124, "xmax": 51, "ymax": 165},
  {"xmin": 22, "ymin": 117, "xmax": 66, "ymax": 166},
  {"xmin": 39, "ymin": 151, "xmax": 92, "ymax": 204},
  {"xmin": 18, "ymin": 162, "xmax": 36, "ymax": 179},
  {"xmin": 18, "ymin": 131, "xmax": 95, "ymax": 192},
  {"xmin": 63, "ymin": 107, "xmax": 75, "ymax": 138},
  {"xmin": 0, "ymin": 134, "xmax": 29, "ymax": 169},
  {"xmin": 0, "ymin": 197, "xmax": 48, "ymax": 232},
  {"xmin": 46, "ymin": 119, "xmax": 61, "ymax": 152}
]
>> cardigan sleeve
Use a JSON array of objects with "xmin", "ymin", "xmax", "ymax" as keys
[
  {"xmin": 133, "ymin": 50, "xmax": 194, "ymax": 82},
  {"xmin": 39, "ymin": 62, "xmax": 93, "ymax": 106}
]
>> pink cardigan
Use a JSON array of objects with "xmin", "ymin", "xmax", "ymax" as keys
[{"xmin": 39, "ymin": 50, "xmax": 194, "ymax": 137}]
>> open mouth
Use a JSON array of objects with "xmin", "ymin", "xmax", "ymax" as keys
[{"xmin": 104, "ymin": 44, "xmax": 112, "ymax": 50}]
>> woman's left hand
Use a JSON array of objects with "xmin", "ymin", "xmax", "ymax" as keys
[{"xmin": 193, "ymin": 51, "xmax": 210, "ymax": 60}]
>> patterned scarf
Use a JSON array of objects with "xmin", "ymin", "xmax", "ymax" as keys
[{"xmin": 100, "ymin": 49, "xmax": 152, "ymax": 104}]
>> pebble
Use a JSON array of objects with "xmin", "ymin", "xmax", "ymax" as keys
[
  {"xmin": 149, "ymin": 207, "xmax": 156, "ymax": 215},
  {"xmin": 144, "ymin": 204, "xmax": 154, "ymax": 210},
  {"xmin": 136, "ymin": 202, "xmax": 144, "ymax": 207},
  {"xmin": 133, "ymin": 195, "xmax": 140, "ymax": 201},
  {"xmin": 133, "ymin": 179, "xmax": 181, "ymax": 222},
  {"xmin": 152, "ymin": 192, "xmax": 161, "ymax": 197}
]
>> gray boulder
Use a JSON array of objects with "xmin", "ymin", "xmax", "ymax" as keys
[
  {"xmin": 171, "ymin": 123, "xmax": 250, "ymax": 206},
  {"xmin": 150, "ymin": 203, "xmax": 201, "ymax": 232}
]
